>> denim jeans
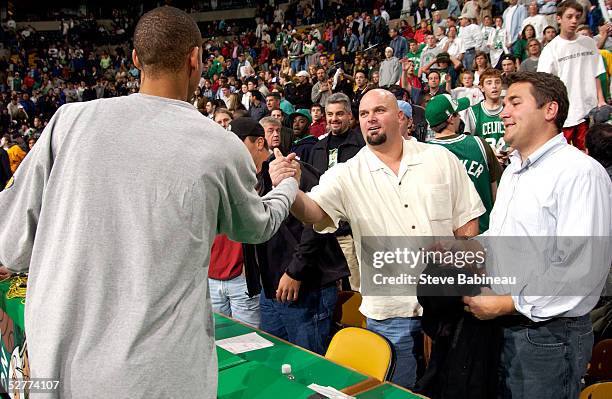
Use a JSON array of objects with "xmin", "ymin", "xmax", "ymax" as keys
[
  {"xmin": 499, "ymin": 315, "xmax": 593, "ymax": 399},
  {"xmin": 463, "ymin": 48, "xmax": 476, "ymax": 71},
  {"xmin": 208, "ymin": 274, "xmax": 261, "ymax": 328},
  {"xmin": 367, "ymin": 317, "xmax": 422, "ymax": 389},
  {"xmin": 259, "ymin": 285, "xmax": 338, "ymax": 355},
  {"xmin": 290, "ymin": 59, "xmax": 302, "ymax": 73}
]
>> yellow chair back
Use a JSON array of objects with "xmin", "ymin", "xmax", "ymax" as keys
[
  {"xmin": 580, "ymin": 382, "xmax": 612, "ymax": 399},
  {"xmin": 325, "ymin": 327, "xmax": 394, "ymax": 381}
]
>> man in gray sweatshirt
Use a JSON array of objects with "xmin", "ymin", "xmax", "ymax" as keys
[
  {"xmin": 0, "ymin": 7, "xmax": 298, "ymax": 398},
  {"xmin": 378, "ymin": 47, "xmax": 401, "ymax": 88}
]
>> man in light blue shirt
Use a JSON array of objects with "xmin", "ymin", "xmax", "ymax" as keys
[{"xmin": 463, "ymin": 72, "xmax": 611, "ymax": 398}]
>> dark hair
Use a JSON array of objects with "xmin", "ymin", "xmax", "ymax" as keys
[
  {"xmin": 585, "ymin": 123, "xmax": 612, "ymax": 168},
  {"xmin": 250, "ymin": 90, "xmax": 264, "ymax": 101},
  {"xmin": 431, "ymin": 121, "xmax": 450, "ymax": 132},
  {"xmin": 311, "ymin": 103, "xmax": 324, "ymax": 112},
  {"xmin": 246, "ymin": 135, "xmax": 268, "ymax": 149},
  {"xmin": 133, "ymin": 7, "xmax": 202, "ymax": 77},
  {"xmin": 506, "ymin": 72, "xmax": 569, "ymax": 131},
  {"xmin": 521, "ymin": 24, "xmax": 536, "ymax": 40},
  {"xmin": 544, "ymin": 26, "xmax": 557, "ymax": 35},
  {"xmin": 427, "ymin": 70, "xmax": 441, "ymax": 79},
  {"xmin": 266, "ymin": 92, "xmax": 281, "ymax": 100},
  {"xmin": 557, "ymin": 1, "xmax": 583, "ymax": 17},
  {"xmin": 387, "ymin": 85, "xmax": 410, "ymax": 101}
]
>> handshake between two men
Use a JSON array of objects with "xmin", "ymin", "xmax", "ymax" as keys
[{"xmin": 269, "ymin": 148, "xmax": 302, "ymax": 187}]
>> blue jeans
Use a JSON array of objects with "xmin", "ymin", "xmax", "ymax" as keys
[
  {"xmin": 367, "ymin": 317, "xmax": 422, "ymax": 389},
  {"xmin": 209, "ymin": 275, "xmax": 261, "ymax": 328},
  {"xmin": 259, "ymin": 285, "xmax": 338, "ymax": 355},
  {"xmin": 463, "ymin": 48, "xmax": 476, "ymax": 71},
  {"xmin": 499, "ymin": 315, "xmax": 593, "ymax": 399},
  {"xmin": 290, "ymin": 59, "xmax": 302, "ymax": 73}
]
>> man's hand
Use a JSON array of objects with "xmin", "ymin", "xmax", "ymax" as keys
[
  {"xmin": 463, "ymin": 288, "xmax": 515, "ymax": 320},
  {"xmin": 269, "ymin": 148, "xmax": 300, "ymax": 186},
  {"xmin": 0, "ymin": 266, "xmax": 12, "ymax": 280},
  {"xmin": 276, "ymin": 272, "xmax": 301, "ymax": 303}
]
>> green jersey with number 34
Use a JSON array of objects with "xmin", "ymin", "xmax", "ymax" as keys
[{"xmin": 463, "ymin": 101, "xmax": 506, "ymax": 151}]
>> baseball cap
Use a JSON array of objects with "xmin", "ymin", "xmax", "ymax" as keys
[
  {"xmin": 436, "ymin": 52, "xmax": 451, "ymax": 64},
  {"xmin": 397, "ymin": 100, "xmax": 413, "ymax": 119},
  {"xmin": 229, "ymin": 117, "xmax": 265, "ymax": 140},
  {"xmin": 289, "ymin": 109, "xmax": 312, "ymax": 124},
  {"xmin": 425, "ymin": 94, "xmax": 470, "ymax": 127},
  {"xmin": 296, "ymin": 70, "xmax": 310, "ymax": 78},
  {"xmin": 499, "ymin": 54, "xmax": 516, "ymax": 63}
]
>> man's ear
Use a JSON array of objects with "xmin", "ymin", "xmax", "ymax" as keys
[
  {"xmin": 189, "ymin": 47, "xmax": 201, "ymax": 70},
  {"xmin": 132, "ymin": 49, "xmax": 141, "ymax": 70}
]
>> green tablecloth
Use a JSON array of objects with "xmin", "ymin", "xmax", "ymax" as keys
[
  {"xmin": 0, "ymin": 278, "xmax": 27, "ymax": 394},
  {"xmin": 218, "ymin": 360, "xmax": 316, "ymax": 399},
  {"xmin": 356, "ymin": 383, "xmax": 423, "ymax": 399},
  {"xmin": 214, "ymin": 312, "xmax": 370, "ymax": 390},
  {"xmin": 217, "ymin": 346, "xmax": 248, "ymax": 371}
]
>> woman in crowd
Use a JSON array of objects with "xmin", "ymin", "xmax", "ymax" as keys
[
  {"xmin": 472, "ymin": 51, "xmax": 491, "ymax": 85},
  {"xmin": 513, "ymin": 24, "xmax": 537, "ymax": 62},
  {"xmin": 280, "ymin": 57, "xmax": 294, "ymax": 78}
]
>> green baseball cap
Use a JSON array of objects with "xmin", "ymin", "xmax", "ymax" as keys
[
  {"xmin": 425, "ymin": 94, "xmax": 471, "ymax": 127},
  {"xmin": 289, "ymin": 108, "xmax": 312, "ymax": 124}
]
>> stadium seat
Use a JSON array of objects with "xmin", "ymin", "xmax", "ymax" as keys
[
  {"xmin": 587, "ymin": 339, "xmax": 612, "ymax": 381},
  {"xmin": 580, "ymin": 382, "xmax": 612, "ymax": 399},
  {"xmin": 333, "ymin": 290, "xmax": 367, "ymax": 329},
  {"xmin": 325, "ymin": 327, "xmax": 395, "ymax": 381}
]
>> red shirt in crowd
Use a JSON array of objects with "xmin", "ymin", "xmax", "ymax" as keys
[
  {"xmin": 208, "ymin": 234, "xmax": 244, "ymax": 280},
  {"xmin": 414, "ymin": 29, "xmax": 429, "ymax": 44},
  {"xmin": 310, "ymin": 118, "xmax": 327, "ymax": 138}
]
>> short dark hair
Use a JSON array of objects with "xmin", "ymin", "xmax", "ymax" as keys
[
  {"xmin": 266, "ymin": 92, "xmax": 281, "ymax": 100},
  {"xmin": 557, "ymin": 1, "xmax": 583, "ymax": 17},
  {"xmin": 506, "ymin": 72, "xmax": 569, "ymax": 131},
  {"xmin": 431, "ymin": 120, "xmax": 450, "ymax": 133},
  {"xmin": 246, "ymin": 135, "xmax": 268, "ymax": 149},
  {"xmin": 585, "ymin": 123, "xmax": 612, "ymax": 168},
  {"xmin": 133, "ymin": 7, "xmax": 202, "ymax": 77},
  {"xmin": 311, "ymin": 103, "xmax": 324, "ymax": 112}
]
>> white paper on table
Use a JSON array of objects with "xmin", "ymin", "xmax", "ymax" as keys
[
  {"xmin": 307, "ymin": 383, "xmax": 356, "ymax": 399},
  {"xmin": 215, "ymin": 332, "xmax": 274, "ymax": 354}
]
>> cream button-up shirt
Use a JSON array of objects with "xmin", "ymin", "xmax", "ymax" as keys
[{"xmin": 308, "ymin": 139, "xmax": 485, "ymax": 320}]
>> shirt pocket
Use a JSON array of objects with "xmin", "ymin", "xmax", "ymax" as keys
[{"xmin": 424, "ymin": 183, "xmax": 453, "ymax": 221}]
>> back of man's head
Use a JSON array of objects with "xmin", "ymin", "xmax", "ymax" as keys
[
  {"xmin": 133, "ymin": 7, "xmax": 202, "ymax": 77},
  {"xmin": 586, "ymin": 123, "xmax": 612, "ymax": 169}
]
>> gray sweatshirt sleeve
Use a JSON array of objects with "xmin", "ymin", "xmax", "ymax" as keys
[
  {"xmin": 0, "ymin": 107, "xmax": 58, "ymax": 272},
  {"xmin": 216, "ymin": 142, "xmax": 297, "ymax": 244}
]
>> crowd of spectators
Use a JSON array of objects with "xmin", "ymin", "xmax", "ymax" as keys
[{"xmin": 1, "ymin": 0, "xmax": 611, "ymax": 176}]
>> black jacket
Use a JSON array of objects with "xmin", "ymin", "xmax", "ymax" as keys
[
  {"xmin": 243, "ymin": 159, "xmax": 349, "ymax": 299},
  {"xmin": 307, "ymin": 127, "xmax": 365, "ymax": 174},
  {"xmin": 0, "ymin": 149, "xmax": 12, "ymax": 191},
  {"xmin": 414, "ymin": 264, "xmax": 502, "ymax": 399},
  {"xmin": 307, "ymin": 127, "xmax": 365, "ymax": 237},
  {"xmin": 290, "ymin": 135, "xmax": 318, "ymax": 163}
]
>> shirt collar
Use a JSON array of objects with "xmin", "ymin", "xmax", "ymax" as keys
[
  {"xmin": 365, "ymin": 139, "xmax": 423, "ymax": 173},
  {"xmin": 509, "ymin": 133, "xmax": 567, "ymax": 173}
]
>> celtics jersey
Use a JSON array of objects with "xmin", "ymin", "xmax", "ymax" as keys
[
  {"xmin": 464, "ymin": 101, "xmax": 506, "ymax": 151},
  {"xmin": 429, "ymin": 134, "xmax": 493, "ymax": 232}
]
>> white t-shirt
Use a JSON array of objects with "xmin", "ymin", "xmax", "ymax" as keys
[
  {"xmin": 446, "ymin": 37, "xmax": 465, "ymax": 58},
  {"xmin": 537, "ymin": 35, "xmax": 605, "ymax": 127},
  {"xmin": 521, "ymin": 14, "xmax": 547, "ymax": 41}
]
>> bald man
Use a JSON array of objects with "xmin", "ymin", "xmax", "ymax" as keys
[{"xmin": 270, "ymin": 89, "xmax": 484, "ymax": 388}]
